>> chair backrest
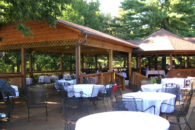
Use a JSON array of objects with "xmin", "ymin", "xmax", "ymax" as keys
[
  {"xmin": 105, "ymin": 84, "xmax": 113, "ymax": 97},
  {"xmin": 112, "ymin": 96, "xmax": 127, "ymax": 111},
  {"xmin": 164, "ymin": 83, "xmax": 180, "ymax": 101},
  {"xmin": 91, "ymin": 85, "xmax": 100, "ymax": 97},
  {"xmin": 27, "ymin": 87, "xmax": 47, "ymax": 105},
  {"xmin": 122, "ymin": 96, "xmax": 143, "ymax": 112}
]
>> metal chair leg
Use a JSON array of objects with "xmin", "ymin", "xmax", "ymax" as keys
[
  {"xmin": 176, "ymin": 117, "xmax": 182, "ymax": 130},
  {"xmin": 28, "ymin": 108, "xmax": 30, "ymax": 121},
  {"xmin": 46, "ymin": 106, "xmax": 48, "ymax": 121},
  {"xmin": 184, "ymin": 116, "xmax": 191, "ymax": 130}
]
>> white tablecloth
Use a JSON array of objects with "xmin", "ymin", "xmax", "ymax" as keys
[
  {"xmin": 38, "ymin": 76, "xmax": 51, "ymax": 83},
  {"xmin": 122, "ymin": 92, "xmax": 176, "ymax": 115},
  {"xmin": 75, "ymin": 111, "xmax": 170, "ymax": 130},
  {"xmin": 10, "ymin": 85, "xmax": 19, "ymax": 97},
  {"xmin": 141, "ymin": 84, "xmax": 163, "ymax": 92},
  {"xmin": 146, "ymin": 70, "xmax": 165, "ymax": 77},
  {"xmin": 26, "ymin": 78, "xmax": 32, "ymax": 85},
  {"xmin": 54, "ymin": 79, "xmax": 76, "ymax": 90},
  {"xmin": 161, "ymin": 78, "xmax": 185, "ymax": 88},
  {"xmin": 63, "ymin": 74, "xmax": 72, "ymax": 80},
  {"xmin": 67, "ymin": 84, "xmax": 104, "ymax": 98},
  {"xmin": 118, "ymin": 72, "xmax": 127, "ymax": 78}
]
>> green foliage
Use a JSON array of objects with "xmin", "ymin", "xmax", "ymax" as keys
[
  {"xmin": 109, "ymin": 0, "xmax": 195, "ymax": 39},
  {"xmin": 33, "ymin": 54, "xmax": 60, "ymax": 71},
  {"xmin": 0, "ymin": 0, "xmax": 65, "ymax": 36},
  {"xmin": 60, "ymin": 0, "xmax": 104, "ymax": 31}
]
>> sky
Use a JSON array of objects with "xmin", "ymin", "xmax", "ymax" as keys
[{"xmin": 88, "ymin": 0, "xmax": 123, "ymax": 17}]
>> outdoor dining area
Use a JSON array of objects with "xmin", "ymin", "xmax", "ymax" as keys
[
  {"xmin": 0, "ymin": 20, "xmax": 195, "ymax": 130},
  {"xmin": 0, "ymin": 75, "xmax": 194, "ymax": 130}
]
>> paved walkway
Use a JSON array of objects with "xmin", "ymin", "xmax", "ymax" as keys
[{"xmin": 0, "ymin": 86, "xmax": 194, "ymax": 130}]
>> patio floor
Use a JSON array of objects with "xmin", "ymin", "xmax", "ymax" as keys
[{"xmin": 0, "ymin": 85, "xmax": 195, "ymax": 130}]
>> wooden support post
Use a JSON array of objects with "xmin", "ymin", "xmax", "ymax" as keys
[
  {"xmin": 21, "ymin": 48, "xmax": 26, "ymax": 87},
  {"xmin": 138, "ymin": 56, "xmax": 141, "ymax": 73},
  {"xmin": 187, "ymin": 55, "xmax": 190, "ymax": 68},
  {"xmin": 60, "ymin": 54, "xmax": 63, "ymax": 75},
  {"xmin": 147, "ymin": 56, "xmax": 151, "ymax": 70},
  {"xmin": 155, "ymin": 56, "xmax": 158, "ymax": 70},
  {"xmin": 81, "ymin": 54, "xmax": 84, "ymax": 72},
  {"xmin": 69, "ymin": 55, "xmax": 72, "ymax": 74},
  {"xmin": 109, "ymin": 49, "xmax": 113, "ymax": 72},
  {"xmin": 29, "ymin": 52, "xmax": 33, "ymax": 77},
  {"xmin": 95, "ymin": 55, "xmax": 98, "ymax": 71},
  {"xmin": 179, "ymin": 56, "xmax": 182, "ymax": 68},
  {"xmin": 170, "ymin": 53, "xmax": 173, "ymax": 70},
  {"xmin": 162, "ymin": 56, "xmax": 166, "ymax": 70},
  {"xmin": 128, "ymin": 52, "xmax": 132, "ymax": 83},
  {"xmin": 76, "ymin": 46, "xmax": 81, "ymax": 83},
  {"xmin": 136, "ymin": 56, "xmax": 139, "ymax": 70},
  {"xmin": 111, "ymin": 72, "xmax": 115, "ymax": 83}
]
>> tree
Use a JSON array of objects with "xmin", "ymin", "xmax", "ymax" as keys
[
  {"xmin": 0, "ymin": 0, "xmax": 65, "ymax": 36},
  {"xmin": 61, "ymin": 0, "xmax": 105, "ymax": 31},
  {"xmin": 116, "ymin": 0, "xmax": 195, "ymax": 40}
]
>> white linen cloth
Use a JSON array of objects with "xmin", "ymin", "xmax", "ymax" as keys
[
  {"xmin": 54, "ymin": 79, "xmax": 77, "ymax": 90},
  {"xmin": 75, "ymin": 111, "xmax": 170, "ymax": 130},
  {"xmin": 38, "ymin": 76, "xmax": 51, "ymax": 83},
  {"xmin": 26, "ymin": 78, "xmax": 32, "ymax": 85},
  {"xmin": 6, "ymin": 85, "xmax": 19, "ymax": 98},
  {"xmin": 141, "ymin": 84, "xmax": 163, "ymax": 92},
  {"xmin": 11, "ymin": 85, "xmax": 19, "ymax": 97},
  {"xmin": 63, "ymin": 74, "xmax": 72, "ymax": 80},
  {"xmin": 122, "ymin": 92, "xmax": 176, "ymax": 115},
  {"xmin": 118, "ymin": 72, "xmax": 127, "ymax": 78},
  {"xmin": 161, "ymin": 78, "xmax": 185, "ymax": 88},
  {"xmin": 146, "ymin": 70, "xmax": 165, "ymax": 77},
  {"xmin": 67, "ymin": 84, "xmax": 104, "ymax": 98}
]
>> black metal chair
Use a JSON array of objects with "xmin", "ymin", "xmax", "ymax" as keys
[
  {"xmin": 26, "ymin": 87, "xmax": 48, "ymax": 121},
  {"xmin": 164, "ymin": 83, "xmax": 181, "ymax": 101},
  {"xmin": 160, "ymin": 93, "xmax": 192, "ymax": 130},
  {"xmin": 121, "ymin": 96, "xmax": 156, "ymax": 114},
  {"xmin": 100, "ymin": 84, "xmax": 114, "ymax": 111},
  {"xmin": 0, "ymin": 79, "xmax": 16, "ymax": 121},
  {"xmin": 112, "ymin": 94, "xmax": 128, "ymax": 111},
  {"xmin": 64, "ymin": 120, "xmax": 76, "ymax": 130},
  {"xmin": 63, "ymin": 90, "xmax": 90, "ymax": 120}
]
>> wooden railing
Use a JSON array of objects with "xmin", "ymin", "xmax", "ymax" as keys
[
  {"xmin": 0, "ymin": 73, "xmax": 23, "ymax": 88},
  {"xmin": 79, "ymin": 72, "xmax": 125, "ymax": 90},
  {"xmin": 166, "ymin": 69, "xmax": 195, "ymax": 78},
  {"xmin": 131, "ymin": 72, "xmax": 147, "ymax": 90}
]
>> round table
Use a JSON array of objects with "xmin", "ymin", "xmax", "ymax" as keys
[
  {"xmin": 67, "ymin": 84, "xmax": 105, "ymax": 98},
  {"xmin": 141, "ymin": 84, "xmax": 163, "ymax": 92},
  {"xmin": 122, "ymin": 92, "xmax": 176, "ymax": 115},
  {"xmin": 75, "ymin": 111, "xmax": 170, "ymax": 130}
]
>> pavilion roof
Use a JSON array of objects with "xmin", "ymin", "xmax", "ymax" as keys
[
  {"xmin": 58, "ymin": 20, "xmax": 138, "ymax": 48},
  {"xmin": 128, "ymin": 29, "xmax": 195, "ymax": 52},
  {"xmin": 184, "ymin": 37, "xmax": 195, "ymax": 43},
  {"xmin": 0, "ymin": 19, "xmax": 138, "ymax": 51}
]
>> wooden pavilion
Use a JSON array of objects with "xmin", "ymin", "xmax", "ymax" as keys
[
  {"xmin": 0, "ymin": 19, "xmax": 138, "ymax": 88},
  {"xmin": 128, "ymin": 29, "xmax": 195, "ymax": 78}
]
